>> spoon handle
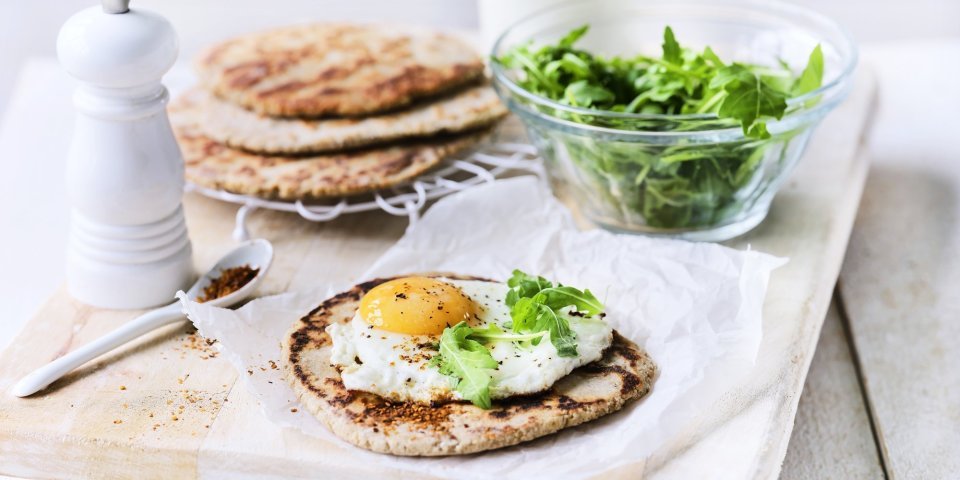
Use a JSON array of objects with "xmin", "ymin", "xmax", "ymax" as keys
[{"xmin": 11, "ymin": 302, "xmax": 184, "ymax": 397}]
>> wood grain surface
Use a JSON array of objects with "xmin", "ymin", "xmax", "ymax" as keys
[
  {"xmin": 0, "ymin": 199, "xmax": 410, "ymax": 479},
  {"xmin": 780, "ymin": 297, "xmax": 884, "ymax": 479},
  {"xmin": 0, "ymin": 67, "xmax": 876, "ymax": 479},
  {"xmin": 838, "ymin": 42, "xmax": 960, "ymax": 480}
]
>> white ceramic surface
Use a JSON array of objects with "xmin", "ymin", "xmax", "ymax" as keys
[{"xmin": 59, "ymin": 3, "xmax": 193, "ymax": 309}]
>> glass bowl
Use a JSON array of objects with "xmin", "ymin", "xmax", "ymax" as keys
[{"xmin": 491, "ymin": 0, "xmax": 857, "ymax": 241}]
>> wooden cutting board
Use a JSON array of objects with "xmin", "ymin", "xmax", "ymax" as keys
[{"xmin": 0, "ymin": 69, "xmax": 876, "ymax": 479}]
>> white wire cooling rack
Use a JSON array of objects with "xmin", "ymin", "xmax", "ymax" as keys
[{"xmin": 185, "ymin": 142, "xmax": 545, "ymax": 241}]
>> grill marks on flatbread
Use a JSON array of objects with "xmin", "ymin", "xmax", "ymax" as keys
[
  {"xmin": 282, "ymin": 274, "xmax": 657, "ymax": 456},
  {"xmin": 173, "ymin": 85, "xmax": 506, "ymax": 155},
  {"xmin": 197, "ymin": 24, "xmax": 485, "ymax": 117},
  {"xmin": 173, "ymin": 122, "xmax": 488, "ymax": 200},
  {"xmin": 175, "ymin": 23, "xmax": 503, "ymax": 200}
]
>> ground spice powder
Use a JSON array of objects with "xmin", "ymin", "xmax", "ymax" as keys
[{"xmin": 197, "ymin": 265, "xmax": 259, "ymax": 303}]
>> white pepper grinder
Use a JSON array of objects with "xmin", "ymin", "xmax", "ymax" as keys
[{"xmin": 59, "ymin": 0, "xmax": 193, "ymax": 309}]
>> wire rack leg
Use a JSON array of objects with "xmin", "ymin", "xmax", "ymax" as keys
[
  {"xmin": 404, "ymin": 201, "xmax": 420, "ymax": 232},
  {"xmin": 232, "ymin": 204, "xmax": 255, "ymax": 242}
]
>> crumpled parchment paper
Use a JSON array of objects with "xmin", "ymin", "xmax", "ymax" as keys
[{"xmin": 180, "ymin": 176, "xmax": 785, "ymax": 479}]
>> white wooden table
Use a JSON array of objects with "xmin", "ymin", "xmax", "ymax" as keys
[
  {"xmin": 0, "ymin": 40, "xmax": 957, "ymax": 478},
  {"xmin": 781, "ymin": 39, "xmax": 960, "ymax": 479}
]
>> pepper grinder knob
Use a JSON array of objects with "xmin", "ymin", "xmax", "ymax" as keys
[
  {"xmin": 101, "ymin": 0, "xmax": 130, "ymax": 14},
  {"xmin": 59, "ymin": 1, "xmax": 194, "ymax": 309}
]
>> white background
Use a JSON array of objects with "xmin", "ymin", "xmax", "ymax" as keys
[{"xmin": 1, "ymin": 0, "xmax": 959, "ymax": 114}]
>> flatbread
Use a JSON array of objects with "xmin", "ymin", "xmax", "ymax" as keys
[
  {"xmin": 196, "ymin": 23, "xmax": 485, "ymax": 117},
  {"xmin": 172, "ymin": 124, "xmax": 487, "ymax": 200},
  {"xmin": 282, "ymin": 274, "xmax": 657, "ymax": 456},
  {"xmin": 172, "ymin": 85, "xmax": 506, "ymax": 155}
]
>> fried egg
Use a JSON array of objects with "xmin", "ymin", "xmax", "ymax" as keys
[{"xmin": 326, "ymin": 277, "xmax": 613, "ymax": 404}]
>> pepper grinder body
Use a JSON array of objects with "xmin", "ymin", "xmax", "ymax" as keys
[{"xmin": 60, "ymin": 4, "xmax": 193, "ymax": 309}]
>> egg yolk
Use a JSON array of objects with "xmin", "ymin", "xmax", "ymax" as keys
[{"xmin": 359, "ymin": 277, "xmax": 478, "ymax": 335}]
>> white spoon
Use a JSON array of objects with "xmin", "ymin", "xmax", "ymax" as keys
[{"xmin": 12, "ymin": 239, "xmax": 274, "ymax": 398}]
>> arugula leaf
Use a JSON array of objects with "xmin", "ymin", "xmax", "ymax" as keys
[
  {"xmin": 714, "ymin": 65, "xmax": 788, "ymax": 138},
  {"xmin": 554, "ymin": 52, "xmax": 593, "ymax": 78},
  {"xmin": 702, "ymin": 46, "xmax": 724, "ymax": 67},
  {"xmin": 566, "ymin": 80, "xmax": 616, "ymax": 107},
  {"xmin": 537, "ymin": 305, "xmax": 579, "ymax": 356},
  {"xmin": 538, "ymin": 286, "xmax": 604, "ymax": 315},
  {"xmin": 469, "ymin": 323, "xmax": 548, "ymax": 343},
  {"xmin": 558, "ymin": 24, "xmax": 589, "ymax": 48},
  {"xmin": 746, "ymin": 122, "xmax": 771, "ymax": 139},
  {"xmin": 506, "ymin": 270, "xmax": 551, "ymax": 306},
  {"xmin": 708, "ymin": 64, "xmax": 753, "ymax": 90},
  {"xmin": 662, "ymin": 26, "xmax": 682, "ymax": 65},
  {"xmin": 509, "ymin": 296, "xmax": 539, "ymax": 329},
  {"xmin": 431, "ymin": 322, "xmax": 498, "ymax": 409},
  {"xmin": 793, "ymin": 44, "xmax": 824, "ymax": 96},
  {"xmin": 430, "ymin": 320, "xmax": 556, "ymax": 409},
  {"xmin": 505, "ymin": 270, "xmax": 605, "ymax": 357},
  {"xmin": 509, "ymin": 297, "xmax": 578, "ymax": 356}
]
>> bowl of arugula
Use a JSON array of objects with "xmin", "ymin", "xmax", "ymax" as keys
[{"xmin": 491, "ymin": 0, "xmax": 857, "ymax": 241}]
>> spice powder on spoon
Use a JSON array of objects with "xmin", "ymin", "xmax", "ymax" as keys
[{"xmin": 196, "ymin": 265, "xmax": 259, "ymax": 303}]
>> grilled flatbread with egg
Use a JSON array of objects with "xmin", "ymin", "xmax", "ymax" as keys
[
  {"xmin": 282, "ymin": 273, "xmax": 657, "ymax": 456},
  {"xmin": 196, "ymin": 23, "xmax": 485, "ymax": 117},
  {"xmin": 173, "ymin": 85, "xmax": 506, "ymax": 155}
]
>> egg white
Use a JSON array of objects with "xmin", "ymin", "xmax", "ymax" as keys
[{"xmin": 326, "ymin": 279, "xmax": 613, "ymax": 404}]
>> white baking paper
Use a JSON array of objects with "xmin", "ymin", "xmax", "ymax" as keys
[{"xmin": 180, "ymin": 176, "xmax": 785, "ymax": 479}]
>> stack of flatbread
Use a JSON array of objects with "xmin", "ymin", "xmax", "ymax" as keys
[{"xmin": 169, "ymin": 23, "xmax": 508, "ymax": 200}]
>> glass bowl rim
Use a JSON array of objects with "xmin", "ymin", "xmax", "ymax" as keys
[{"xmin": 489, "ymin": 0, "xmax": 859, "ymax": 137}]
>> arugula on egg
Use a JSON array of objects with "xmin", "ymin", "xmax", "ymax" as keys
[
  {"xmin": 431, "ymin": 270, "xmax": 604, "ymax": 409},
  {"xmin": 430, "ymin": 322, "xmax": 499, "ymax": 409},
  {"xmin": 505, "ymin": 270, "xmax": 603, "ymax": 357}
]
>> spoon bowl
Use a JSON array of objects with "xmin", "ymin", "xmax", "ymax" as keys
[{"xmin": 186, "ymin": 238, "xmax": 274, "ymax": 307}]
